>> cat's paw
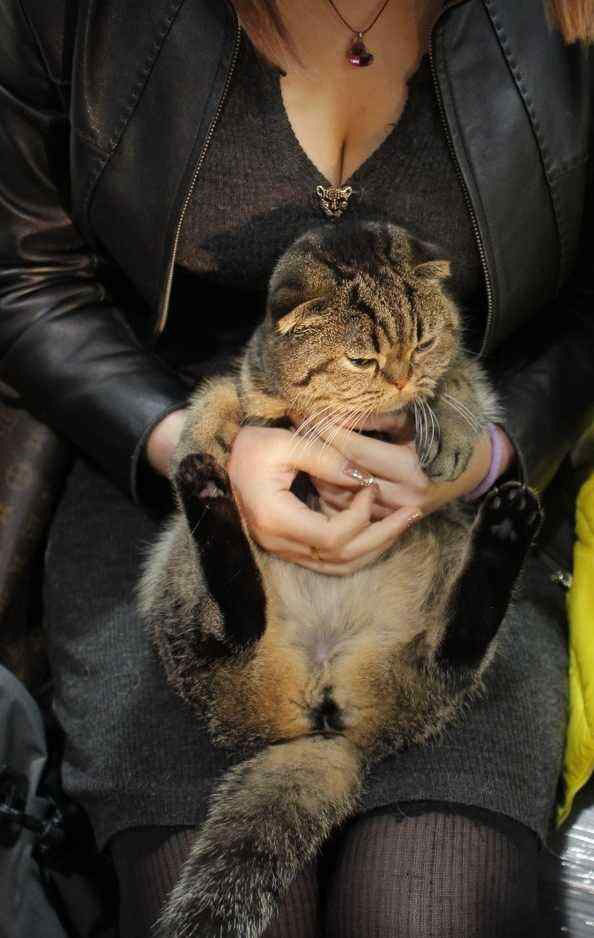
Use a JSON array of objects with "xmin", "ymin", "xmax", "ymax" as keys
[
  {"xmin": 425, "ymin": 438, "xmax": 474, "ymax": 482},
  {"xmin": 176, "ymin": 452, "xmax": 231, "ymax": 503},
  {"xmin": 475, "ymin": 481, "xmax": 543, "ymax": 554}
]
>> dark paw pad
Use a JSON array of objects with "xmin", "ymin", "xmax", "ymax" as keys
[
  {"xmin": 480, "ymin": 481, "xmax": 543, "ymax": 548},
  {"xmin": 176, "ymin": 453, "xmax": 231, "ymax": 502}
]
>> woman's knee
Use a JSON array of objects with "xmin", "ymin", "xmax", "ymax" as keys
[{"xmin": 323, "ymin": 805, "xmax": 539, "ymax": 938}]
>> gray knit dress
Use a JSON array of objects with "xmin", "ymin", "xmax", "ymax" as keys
[{"xmin": 44, "ymin": 36, "xmax": 569, "ymax": 853}]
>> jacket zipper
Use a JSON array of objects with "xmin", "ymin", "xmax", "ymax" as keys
[
  {"xmin": 156, "ymin": 4, "xmax": 495, "ymax": 345},
  {"xmin": 428, "ymin": 6, "xmax": 495, "ymax": 353},
  {"xmin": 154, "ymin": 8, "xmax": 242, "ymax": 337}
]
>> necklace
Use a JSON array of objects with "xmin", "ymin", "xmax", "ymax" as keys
[{"xmin": 326, "ymin": 0, "xmax": 393, "ymax": 67}]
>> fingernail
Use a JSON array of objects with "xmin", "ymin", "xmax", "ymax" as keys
[
  {"xmin": 405, "ymin": 510, "xmax": 423, "ymax": 530},
  {"xmin": 343, "ymin": 461, "xmax": 375, "ymax": 487}
]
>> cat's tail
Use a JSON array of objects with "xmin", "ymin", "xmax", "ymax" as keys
[{"xmin": 159, "ymin": 734, "xmax": 364, "ymax": 938}]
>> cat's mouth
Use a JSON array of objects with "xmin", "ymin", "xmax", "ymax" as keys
[{"xmin": 288, "ymin": 407, "xmax": 415, "ymax": 439}]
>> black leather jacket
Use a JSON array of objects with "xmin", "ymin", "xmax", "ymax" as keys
[{"xmin": 0, "ymin": 0, "xmax": 592, "ymax": 502}]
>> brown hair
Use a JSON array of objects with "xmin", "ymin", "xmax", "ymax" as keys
[
  {"xmin": 231, "ymin": 0, "xmax": 594, "ymax": 45},
  {"xmin": 546, "ymin": 0, "xmax": 594, "ymax": 42}
]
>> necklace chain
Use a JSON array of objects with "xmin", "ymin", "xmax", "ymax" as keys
[{"xmin": 325, "ymin": 0, "xmax": 392, "ymax": 37}]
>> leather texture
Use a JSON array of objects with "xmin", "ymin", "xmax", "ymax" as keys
[{"xmin": 0, "ymin": 0, "xmax": 592, "ymax": 499}]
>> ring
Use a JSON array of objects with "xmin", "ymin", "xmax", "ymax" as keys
[
  {"xmin": 351, "ymin": 467, "xmax": 376, "ymax": 487},
  {"xmin": 310, "ymin": 546, "xmax": 322, "ymax": 561}
]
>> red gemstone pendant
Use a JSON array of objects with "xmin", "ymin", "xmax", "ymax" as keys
[{"xmin": 347, "ymin": 34, "xmax": 374, "ymax": 67}]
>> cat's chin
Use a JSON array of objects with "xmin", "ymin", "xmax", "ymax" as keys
[{"xmin": 360, "ymin": 410, "xmax": 415, "ymax": 440}]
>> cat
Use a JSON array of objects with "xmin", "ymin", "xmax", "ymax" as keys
[{"xmin": 138, "ymin": 219, "xmax": 542, "ymax": 938}]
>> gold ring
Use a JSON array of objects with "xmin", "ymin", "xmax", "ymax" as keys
[{"xmin": 310, "ymin": 546, "xmax": 322, "ymax": 561}]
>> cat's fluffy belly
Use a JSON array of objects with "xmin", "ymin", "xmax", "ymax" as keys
[
  {"xmin": 264, "ymin": 531, "xmax": 437, "ymax": 670},
  {"xmin": 206, "ymin": 519, "xmax": 466, "ymax": 750}
]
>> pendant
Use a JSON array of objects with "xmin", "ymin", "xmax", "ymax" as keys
[
  {"xmin": 347, "ymin": 33, "xmax": 374, "ymax": 67},
  {"xmin": 316, "ymin": 184, "xmax": 354, "ymax": 219}
]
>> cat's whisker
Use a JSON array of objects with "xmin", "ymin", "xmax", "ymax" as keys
[
  {"xmin": 290, "ymin": 408, "xmax": 333, "ymax": 449},
  {"xmin": 441, "ymin": 393, "xmax": 480, "ymax": 433},
  {"xmin": 419, "ymin": 398, "xmax": 435, "ymax": 467},
  {"xmin": 441, "ymin": 391, "xmax": 477, "ymax": 422},
  {"xmin": 423, "ymin": 398, "xmax": 439, "ymax": 464},
  {"xmin": 442, "ymin": 391, "xmax": 479, "ymax": 428},
  {"xmin": 289, "ymin": 403, "xmax": 339, "ymax": 458},
  {"xmin": 303, "ymin": 404, "xmax": 349, "ymax": 441},
  {"xmin": 314, "ymin": 402, "xmax": 368, "ymax": 456},
  {"xmin": 316, "ymin": 406, "xmax": 355, "ymax": 454},
  {"xmin": 297, "ymin": 405, "xmax": 352, "ymax": 460},
  {"xmin": 414, "ymin": 399, "xmax": 429, "ymax": 466},
  {"xmin": 415, "ymin": 399, "xmax": 426, "ymax": 465},
  {"xmin": 412, "ymin": 400, "xmax": 421, "ymax": 460}
]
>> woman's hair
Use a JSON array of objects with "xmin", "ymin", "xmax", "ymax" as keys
[
  {"xmin": 547, "ymin": 0, "xmax": 594, "ymax": 42},
  {"xmin": 231, "ymin": 0, "xmax": 594, "ymax": 45}
]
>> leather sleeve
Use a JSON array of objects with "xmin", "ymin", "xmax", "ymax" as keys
[
  {"xmin": 0, "ymin": 3, "xmax": 189, "ymax": 503},
  {"xmin": 486, "ymin": 164, "xmax": 594, "ymax": 494}
]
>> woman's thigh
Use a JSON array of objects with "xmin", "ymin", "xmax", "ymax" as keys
[{"xmin": 109, "ymin": 802, "xmax": 540, "ymax": 938}]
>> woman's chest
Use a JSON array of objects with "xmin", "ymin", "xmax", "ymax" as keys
[{"xmin": 175, "ymin": 34, "xmax": 484, "ymax": 324}]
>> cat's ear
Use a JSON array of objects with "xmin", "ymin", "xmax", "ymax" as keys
[
  {"xmin": 275, "ymin": 298, "xmax": 326, "ymax": 336},
  {"xmin": 409, "ymin": 235, "xmax": 451, "ymax": 282},
  {"xmin": 414, "ymin": 259, "xmax": 451, "ymax": 281}
]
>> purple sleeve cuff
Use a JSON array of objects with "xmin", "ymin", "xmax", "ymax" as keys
[{"xmin": 462, "ymin": 423, "xmax": 505, "ymax": 502}]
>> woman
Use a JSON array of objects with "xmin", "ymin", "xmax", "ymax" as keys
[{"xmin": 0, "ymin": 0, "xmax": 592, "ymax": 935}]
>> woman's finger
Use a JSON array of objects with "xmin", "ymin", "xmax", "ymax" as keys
[
  {"xmin": 328, "ymin": 504, "xmax": 422, "ymax": 562},
  {"xmin": 319, "ymin": 497, "xmax": 391, "ymax": 522},
  {"xmin": 315, "ymin": 475, "xmax": 425, "ymax": 512},
  {"xmin": 312, "ymin": 422, "xmax": 428, "ymax": 490},
  {"xmin": 291, "ymin": 506, "xmax": 421, "ymax": 574},
  {"xmin": 245, "ymin": 484, "xmax": 376, "ymax": 552}
]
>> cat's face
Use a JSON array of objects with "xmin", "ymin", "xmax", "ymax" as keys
[{"xmin": 265, "ymin": 222, "xmax": 461, "ymax": 426}]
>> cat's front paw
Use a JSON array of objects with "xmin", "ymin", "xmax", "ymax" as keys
[{"xmin": 425, "ymin": 438, "xmax": 474, "ymax": 482}]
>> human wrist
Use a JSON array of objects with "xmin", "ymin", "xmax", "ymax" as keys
[
  {"xmin": 463, "ymin": 423, "xmax": 516, "ymax": 502},
  {"xmin": 145, "ymin": 408, "xmax": 187, "ymax": 477}
]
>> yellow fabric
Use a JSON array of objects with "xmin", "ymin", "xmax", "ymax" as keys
[{"xmin": 557, "ymin": 471, "xmax": 594, "ymax": 826}]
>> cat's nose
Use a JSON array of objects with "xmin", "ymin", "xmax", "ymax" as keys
[{"xmin": 386, "ymin": 361, "xmax": 411, "ymax": 389}]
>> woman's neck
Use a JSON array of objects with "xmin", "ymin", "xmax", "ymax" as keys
[{"xmin": 270, "ymin": 0, "xmax": 441, "ymax": 75}]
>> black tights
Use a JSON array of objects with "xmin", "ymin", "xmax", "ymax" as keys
[{"xmin": 110, "ymin": 802, "xmax": 540, "ymax": 938}]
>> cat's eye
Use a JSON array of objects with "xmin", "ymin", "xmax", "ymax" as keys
[
  {"xmin": 416, "ymin": 337, "xmax": 436, "ymax": 353},
  {"xmin": 347, "ymin": 356, "xmax": 377, "ymax": 369}
]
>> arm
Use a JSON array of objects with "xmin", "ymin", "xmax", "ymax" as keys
[
  {"xmin": 0, "ymin": 2, "xmax": 189, "ymax": 502},
  {"xmin": 486, "ymin": 168, "xmax": 594, "ymax": 494},
  {"xmin": 487, "ymin": 288, "xmax": 594, "ymax": 494}
]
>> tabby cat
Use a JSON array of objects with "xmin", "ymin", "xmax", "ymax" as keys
[{"xmin": 139, "ymin": 220, "xmax": 541, "ymax": 938}]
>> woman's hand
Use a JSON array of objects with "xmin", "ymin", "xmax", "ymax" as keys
[
  {"xmin": 227, "ymin": 426, "xmax": 425, "ymax": 575},
  {"xmin": 145, "ymin": 409, "xmax": 188, "ymax": 476},
  {"xmin": 313, "ymin": 420, "xmax": 515, "ymax": 520}
]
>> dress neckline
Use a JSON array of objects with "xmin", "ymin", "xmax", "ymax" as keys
[{"xmin": 246, "ymin": 29, "xmax": 431, "ymax": 192}]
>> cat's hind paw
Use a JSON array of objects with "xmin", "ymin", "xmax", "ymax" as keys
[
  {"xmin": 176, "ymin": 452, "xmax": 231, "ymax": 505},
  {"xmin": 175, "ymin": 452, "xmax": 267, "ymax": 650},
  {"xmin": 478, "ymin": 481, "xmax": 543, "ymax": 552}
]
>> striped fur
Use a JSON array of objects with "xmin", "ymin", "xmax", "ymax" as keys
[{"xmin": 139, "ymin": 220, "xmax": 510, "ymax": 938}]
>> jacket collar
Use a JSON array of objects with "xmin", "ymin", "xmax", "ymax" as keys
[{"xmin": 82, "ymin": 0, "xmax": 239, "ymax": 329}]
